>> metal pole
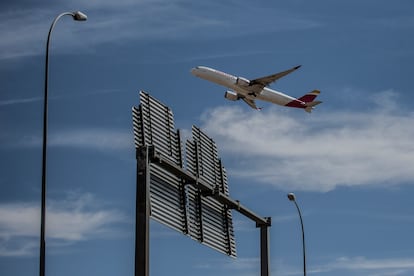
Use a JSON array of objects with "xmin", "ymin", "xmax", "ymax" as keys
[
  {"xmin": 135, "ymin": 146, "xmax": 150, "ymax": 276},
  {"xmin": 288, "ymin": 193, "xmax": 306, "ymax": 276},
  {"xmin": 259, "ymin": 217, "xmax": 271, "ymax": 276},
  {"xmin": 295, "ymin": 200, "xmax": 306, "ymax": 276},
  {"xmin": 40, "ymin": 12, "xmax": 86, "ymax": 276}
]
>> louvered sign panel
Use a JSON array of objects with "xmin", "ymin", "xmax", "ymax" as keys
[
  {"xmin": 133, "ymin": 91, "xmax": 187, "ymax": 235},
  {"xmin": 133, "ymin": 91, "xmax": 181, "ymax": 164},
  {"xmin": 149, "ymin": 164, "xmax": 187, "ymax": 234},
  {"xmin": 186, "ymin": 126, "xmax": 237, "ymax": 257}
]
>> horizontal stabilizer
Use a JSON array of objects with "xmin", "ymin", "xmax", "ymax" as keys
[{"xmin": 304, "ymin": 101, "xmax": 322, "ymax": 113}]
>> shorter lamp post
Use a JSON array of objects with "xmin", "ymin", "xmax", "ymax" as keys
[{"xmin": 287, "ymin": 193, "xmax": 307, "ymax": 276}]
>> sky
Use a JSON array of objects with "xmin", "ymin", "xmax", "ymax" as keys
[{"xmin": 1, "ymin": 0, "xmax": 414, "ymax": 275}]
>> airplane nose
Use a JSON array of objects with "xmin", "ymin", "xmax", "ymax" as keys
[{"xmin": 191, "ymin": 67, "xmax": 199, "ymax": 76}]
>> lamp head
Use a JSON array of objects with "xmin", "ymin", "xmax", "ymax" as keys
[
  {"xmin": 287, "ymin": 193, "xmax": 296, "ymax": 201},
  {"xmin": 73, "ymin": 11, "xmax": 87, "ymax": 21}
]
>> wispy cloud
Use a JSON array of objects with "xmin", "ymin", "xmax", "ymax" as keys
[
  {"xmin": 0, "ymin": 88, "xmax": 121, "ymax": 107},
  {"xmin": 271, "ymin": 256, "xmax": 414, "ymax": 276},
  {"xmin": 200, "ymin": 90, "xmax": 414, "ymax": 192},
  {"xmin": 314, "ymin": 256, "xmax": 414, "ymax": 276},
  {"xmin": 2, "ymin": 128, "xmax": 133, "ymax": 152},
  {"xmin": 192, "ymin": 254, "xmax": 414, "ymax": 276},
  {"xmin": 0, "ymin": 0, "xmax": 320, "ymax": 60},
  {"xmin": 0, "ymin": 9, "xmax": 49, "ymax": 60},
  {"xmin": 48, "ymin": 128, "xmax": 134, "ymax": 151},
  {"xmin": 0, "ymin": 192, "xmax": 129, "ymax": 257},
  {"xmin": 193, "ymin": 257, "xmax": 260, "ymax": 276},
  {"xmin": 0, "ymin": 96, "xmax": 42, "ymax": 106}
]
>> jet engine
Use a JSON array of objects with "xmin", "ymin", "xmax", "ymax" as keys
[
  {"xmin": 235, "ymin": 77, "xmax": 250, "ymax": 87},
  {"xmin": 224, "ymin": 90, "xmax": 239, "ymax": 101}
]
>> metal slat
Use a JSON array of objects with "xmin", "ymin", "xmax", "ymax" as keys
[
  {"xmin": 149, "ymin": 168, "xmax": 186, "ymax": 233},
  {"xmin": 138, "ymin": 91, "xmax": 181, "ymax": 166},
  {"xmin": 134, "ymin": 91, "xmax": 188, "ymax": 235}
]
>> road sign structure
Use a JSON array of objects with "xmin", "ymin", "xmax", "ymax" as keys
[{"xmin": 132, "ymin": 91, "xmax": 271, "ymax": 276}]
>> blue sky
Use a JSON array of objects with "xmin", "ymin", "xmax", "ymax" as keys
[{"xmin": 1, "ymin": 0, "xmax": 414, "ymax": 275}]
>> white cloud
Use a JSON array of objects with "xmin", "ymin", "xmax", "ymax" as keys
[
  {"xmin": 315, "ymin": 256, "xmax": 414, "ymax": 276},
  {"xmin": 0, "ymin": 193, "xmax": 128, "ymax": 257},
  {"xmin": 199, "ymin": 90, "xmax": 414, "ymax": 192},
  {"xmin": 193, "ymin": 257, "xmax": 260, "ymax": 276},
  {"xmin": 192, "ymin": 255, "xmax": 414, "ymax": 276}
]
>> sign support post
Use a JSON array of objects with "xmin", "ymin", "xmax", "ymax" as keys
[
  {"xmin": 259, "ymin": 217, "xmax": 272, "ymax": 276},
  {"xmin": 135, "ymin": 146, "xmax": 150, "ymax": 276}
]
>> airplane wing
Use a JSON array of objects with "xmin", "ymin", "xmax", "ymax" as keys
[
  {"xmin": 249, "ymin": 65, "xmax": 302, "ymax": 93},
  {"xmin": 242, "ymin": 98, "xmax": 261, "ymax": 110}
]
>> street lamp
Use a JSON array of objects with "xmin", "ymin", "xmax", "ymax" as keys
[
  {"xmin": 287, "ymin": 193, "xmax": 307, "ymax": 276},
  {"xmin": 40, "ymin": 11, "xmax": 87, "ymax": 276}
]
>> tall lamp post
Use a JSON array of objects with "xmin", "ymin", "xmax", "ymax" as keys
[
  {"xmin": 287, "ymin": 193, "xmax": 307, "ymax": 276},
  {"xmin": 40, "ymin": 11, "xmax": 87, "ymax": 276}
]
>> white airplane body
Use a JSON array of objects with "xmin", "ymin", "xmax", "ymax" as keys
[{"xmin": 191, "ymin": 65, "xmax": 321, "ymax": 112}]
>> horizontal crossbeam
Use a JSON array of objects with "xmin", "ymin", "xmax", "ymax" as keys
[{"xmin": 145, "ymin": 146, "xmax": 271, "ymax": 227}]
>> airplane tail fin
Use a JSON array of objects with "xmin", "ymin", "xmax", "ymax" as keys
[
  {"xmin": 298, "ymin": 90, "xmax": 320, "ymax": 103},
  {"xmin": 299, "ymin": 90, "xmax": 321, "ymax": 113}
]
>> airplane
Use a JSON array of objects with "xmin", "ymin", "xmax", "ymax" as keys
[{"xmin": 191, "ymin": 65, "xmax": 322, "ymax": 112}]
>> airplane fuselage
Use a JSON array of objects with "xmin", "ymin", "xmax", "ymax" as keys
[{"xmin": 191, "ymin": 66, "xmax": 303, "ymax": 107}]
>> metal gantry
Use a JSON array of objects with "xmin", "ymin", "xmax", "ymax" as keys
[{"xmin": 132, "ymin": 91, "xmax": 271, "ymax": 276}]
